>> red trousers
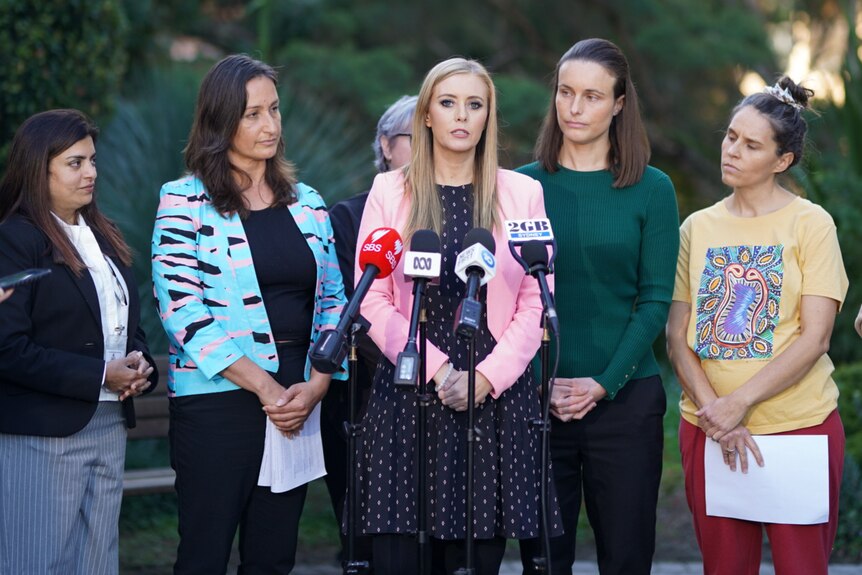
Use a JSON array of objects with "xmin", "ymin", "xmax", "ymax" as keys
[{"xmin": 679, "ymin": 410, "xmax": 844, "ymax": 575}]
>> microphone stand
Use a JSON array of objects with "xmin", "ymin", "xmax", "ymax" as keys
[
  {"xmin": 455, "ymin": 313, "xmax": 478, "ymax": 575},
  {"xmin": 417, "ymin": 306, "xmax": 431, "ymax": 575},
  {"xmin": 529, "ymin": 317, "xmax": 552, "ymax": 573},
  {"xmin": 344, "ymin": 318, "xmax": 371, "ymax": 575},
  {"xmin": 394, "ymin": 275, "xmax": 433, "ymax": 573}
]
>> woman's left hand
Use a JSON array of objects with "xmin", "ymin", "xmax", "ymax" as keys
[
  {"xmin": 549, "ymin": 377, "xmax": 605, "ymax": 421},
  {"xmin": 263, "ymin": 377, "xmax": 329, "ymax": 436},
  {"xmin": 718, "ymin": 424, "xmax": 764, "ymax": 473},
  {"xmin": 696, "ymin": 394, "xmax": 749, "ymax": 441},
  {"xmin": 437, "ymin": 370, "xmax": 493, "ymax": 412},
  {"xmin": 117, "ymin": 351, "xmax": 154, "ymax": 401}
]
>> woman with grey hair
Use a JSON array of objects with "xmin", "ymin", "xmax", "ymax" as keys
[
  {"xmin": 323, "ymin": 93, "xmax": 418, "ymax": 566},
  {"xmin": 373, "ymin": 95, "xmax": 419, "ymax": 172}
]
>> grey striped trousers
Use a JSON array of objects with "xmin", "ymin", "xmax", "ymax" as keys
[{"xmin": 0, "ymin": 402, "xmax": 126, "ymax": 575}]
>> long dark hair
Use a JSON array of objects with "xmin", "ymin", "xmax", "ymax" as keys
[
  {"xmin": 184, "ymin": 54, "xmax": 297, "ymax": 218},
  {"xmin": 534, "ymin": 38, "xmax": 650, "ymax": 188},
  {"xmin": 731, "ymin": 76, "xmax": 813, "ymax": 170},
  {"xmin": 0, "ymin": 109, "xmax": 131, "ymax": 275}
]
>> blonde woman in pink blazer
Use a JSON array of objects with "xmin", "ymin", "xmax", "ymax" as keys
[{"xmin": 352, "ymin": 57, "xmax": 558, "ymax": 575}]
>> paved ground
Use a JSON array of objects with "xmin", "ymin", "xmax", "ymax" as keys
[{"xmin": 293, "ymin": 560, "xmax": 862, "ymax": 574}]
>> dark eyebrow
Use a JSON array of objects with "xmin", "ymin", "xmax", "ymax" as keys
[
  {"xmin": 727, "ymin": 126, "xmax": 764, "ymax": 146},
  {"xmin": 557, "ymin": 83, "xmax": 607, "ymax": 97},
  {"xmin": 437, "ymin": 93, "xmax": 485, "ymax": 101},
  {"xmin": 244, "ymin": 99, "xmax": 279, "ymax": 111}
]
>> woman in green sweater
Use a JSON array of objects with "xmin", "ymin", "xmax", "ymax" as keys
[{"xmin": 517, "ymin": 38, "xmax": 679, "ymax": 575}]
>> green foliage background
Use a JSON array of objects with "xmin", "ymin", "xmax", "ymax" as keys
[
  {"xmin": 2, "ymin": 0, "xmax": 862, "ymax": 566},
  {"xmin": 0, "ymin": 0, "xmax": 128, "ymax": 171}
]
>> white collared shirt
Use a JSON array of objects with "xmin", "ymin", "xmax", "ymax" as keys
[{"xmin": 53, "ymin": 213, "xmax": 130, "ymax": 401}]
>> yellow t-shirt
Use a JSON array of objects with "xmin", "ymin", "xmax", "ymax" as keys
[{"xmin": 673, "ymin": 196, "xmax": 848, "ymax": 434}]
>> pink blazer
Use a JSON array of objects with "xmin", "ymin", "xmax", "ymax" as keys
[{"xmin": 355, "ymin": 168, "xmax": 550, "ymax": 398}]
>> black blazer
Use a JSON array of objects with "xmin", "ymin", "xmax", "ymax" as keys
[
  {"xmin": 327, "ymin": 192, "xmax": 379, "ymax": 405},
  {"xmin": 0, "ymin": 213, "xmax": 158, "ymax": 437}
]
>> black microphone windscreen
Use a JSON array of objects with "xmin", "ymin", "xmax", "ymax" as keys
[
  {"xmin": 462, "ymin": 228, "xmax": 496, "ymax": 255},
  {"xmin": 411, "ymin": 229, "xmax": 440, "ymax": 253},
  {"xmin": 521, "ymin": 240, "xmax": 549, "ymax": 267}
]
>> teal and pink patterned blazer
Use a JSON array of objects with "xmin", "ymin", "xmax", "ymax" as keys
[{"xmin": 151, "ymin": 175, "xmax": 347, "ymax": 397}]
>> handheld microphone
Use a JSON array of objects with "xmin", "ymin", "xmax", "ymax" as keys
[
  {"xmin": 309, "ymin": 227, "xmax": 403, "ymax": 374},
  {"xmin": 520, "ymin": 240, "xmax": 559, "ymax": 335},
  {"xmin": 453, "ymin": 228, "xmax": 496, "ymax": 339},
  {"xmin": 394, "ymin": 230, "xmax": 441, "ymax": 386}
]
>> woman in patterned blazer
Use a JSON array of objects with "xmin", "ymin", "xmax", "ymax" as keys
[{"xmin": 151, "ymin": 54, "xmax": 347, "ymax": 574}]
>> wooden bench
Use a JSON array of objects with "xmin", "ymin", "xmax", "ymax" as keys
[{"xmin": 123, "ymin": 355, "xmax": 176, "ymax": 495}]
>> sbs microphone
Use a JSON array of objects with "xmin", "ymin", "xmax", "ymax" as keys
[
  {"xmin": 309, "ymin": 227, "xmax": 403, "ymax": 374},
  {"xmin": 394, "ymin": 229, "xmax": 441, "ymax": 386},
  {"xmin": 453, "ymin": 228, "xmax": 496, "ymax": 339},
  {"xmin": 520, "ymin": 240, "xmax": 559, "ymax": 335}
]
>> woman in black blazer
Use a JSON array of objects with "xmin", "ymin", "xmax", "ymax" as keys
[{"xmin": 0, "ymin": 109, "xmax": 157, "ymax": 575}]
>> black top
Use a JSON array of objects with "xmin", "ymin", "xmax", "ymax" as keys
[
  {"xmin": 328, "ymin": 191, "xmax": 369, "ymax": 298},
  {"xmin": 243, "ymin": 206, "xmax": 316, "ymax": 342}
]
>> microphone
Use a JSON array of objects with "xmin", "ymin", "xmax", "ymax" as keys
[
  {"xmin": 453, "ymin": 228, "xmax": 496, "ymax": 339},
  {"xmin": 504, "ymin": 218, "xmax": 554, "ymax": 244},
  {"xmin": 402, "ymin": 229, "xmax": 442, "ymax": 284},
  {"xmin": 505, "ymin": 218, "xmax": 559, "ymax": 334},
  {"xmin": 520, "ymin": 240, "xmax": 559, "ymax": 336},
  {"xmin": 394, "ymin": 230, "xmax": 441, "ymax": 386},
  {"xmin": 309, "ymin": 227, "xmax": 403, "ymax": 374}
]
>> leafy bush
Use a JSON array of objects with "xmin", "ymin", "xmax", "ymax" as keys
[
  {"xmin": 835, "ymin": 455, "xmax": 862, "ymax": 562},
  {"xmin": 831, "ymin": 362, "xmax": 862, "ymax": 562},
  {"xmin": 0, "ymin": 0, "xmax": 128, "ymax": 171},
  {"xmin": 832, "ymin": 362, "xmax": 862, "ymax": 466},
  {"xmin": 801, "ymin": 22, "xmax": 862, "ymax": 365}
]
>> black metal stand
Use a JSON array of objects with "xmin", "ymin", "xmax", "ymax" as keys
[
  {"xmin": 417, "ymin": 307, "xmax": 431, "ymax": 575},
  {"xmin": 394, "ymin": 278, "xmax": 432, "ymax": 573},
  {"xmin": 454, "ymin": 334, "xmax": 477, "ymax": 575},
  {"xmin": 529, "ymin": 320, "xmax": 553, "ymax": 573},
  {"xmin": 344, "ymin": 320, "xmax": 370, "ymax": 575}
]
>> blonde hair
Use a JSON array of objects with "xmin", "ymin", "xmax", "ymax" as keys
[{"xmin": 403, "ymin": 58, "xmax": 499, "ymax": 240}]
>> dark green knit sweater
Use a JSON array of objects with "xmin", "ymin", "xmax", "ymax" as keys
[{"xmin": 516, "ymin": 163, "xmax": 679, "ymax": 399}]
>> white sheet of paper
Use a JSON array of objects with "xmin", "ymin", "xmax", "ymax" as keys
[
  {"xmin": 258, "ymin": 403, "xmax": 327, "ymax": 493},
  {"xmin": 705, "ymin": 434, "xmax": 828, "ymax": 524}
]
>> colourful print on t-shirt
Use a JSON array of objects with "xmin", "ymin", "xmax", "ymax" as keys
[{"xmin": 695, "ymin": 244, "xmax": 783, "ymax": 360}]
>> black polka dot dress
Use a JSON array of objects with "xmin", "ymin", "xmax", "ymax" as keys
[{"xmin": 355, "ymin": 184, "xmax": 560, "ymax": 541}]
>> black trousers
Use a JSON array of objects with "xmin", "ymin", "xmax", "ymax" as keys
[
  {"xmin": 170, "ymin": 343, "xmax": 309, "ymax": 575},
  {"xmin": 520, "ymin": 375, "xmax": 666, "ymax": 575}
]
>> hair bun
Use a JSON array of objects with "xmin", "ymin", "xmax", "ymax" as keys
[{"xmin": 776, "ymin": 76, "xmax": 813, "ymax": 110}]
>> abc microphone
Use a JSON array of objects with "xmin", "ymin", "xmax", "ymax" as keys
[
  {"xmin": 520, "ymin": 240, "xmax": 559, "ymax": 336},
  {"xmin": 309, "ymin": 227, "xmax": 403, "ymax": 374},
  {"xmin": 453, "ymin": 228, "xmax": 496, "ymax": 339},
  {"xmin": 394, "ymin": 230, "xmax": 441, "ymax": 386}
]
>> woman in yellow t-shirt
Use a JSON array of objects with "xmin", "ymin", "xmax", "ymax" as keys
[{"xmin": 666, "ymin": 77, "xmax": 848, "ymax": 575}]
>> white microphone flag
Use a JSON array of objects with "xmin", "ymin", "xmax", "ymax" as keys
[{"xmin": 454, "ymin": 243, "xmax": 496, "ymax": 286}]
